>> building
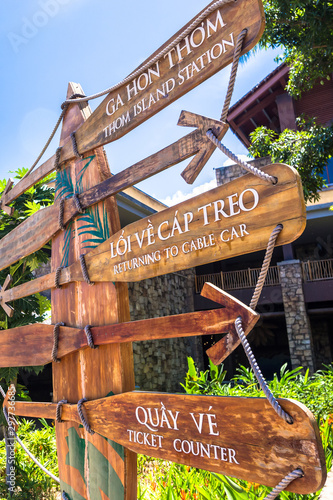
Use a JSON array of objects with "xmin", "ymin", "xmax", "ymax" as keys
[{"xmin": 195, "ymin": 64, "xmax": 333, "ymax": 376}]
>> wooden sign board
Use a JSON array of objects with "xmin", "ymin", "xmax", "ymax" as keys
[
  {"xmin": 60, "ymin": 0, "xmax": 265, "ymax": 160},
  {"xmin": 67, "ymin": 163, "xmax": 306, "ymax": 283},
  {"xmin": 10, "ymin": 392, "xmax": 326, "ymax": 494}
]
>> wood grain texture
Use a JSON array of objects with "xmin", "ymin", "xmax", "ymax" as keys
[
  {"xmin": 52, "ymin": 82, "xmax": 135, "ymax": 500},
  {"xmin": 11, "ymin": 393, "xmax": 326, "ymax": 494},
  {"xmin": 0, "ymin": 112, "xmax": 225, "ymax": 272},
  {"xmin": 0, "ymin": 284, "xmax": 258, "ymax": 366}
]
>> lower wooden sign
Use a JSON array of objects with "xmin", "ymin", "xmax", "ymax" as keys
[{"xmin": 9, "ymin": 392, "xmax": 326, "ymax": 494}]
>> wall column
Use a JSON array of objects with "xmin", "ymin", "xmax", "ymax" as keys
[{"xmin": 278, "ymin": 260, "xmax": 315, "ymax": 372}]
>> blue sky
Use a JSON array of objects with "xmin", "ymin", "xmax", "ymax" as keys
[{"xmin": 1, "ymin": 0, "xmax": 281, "ymax": 205}]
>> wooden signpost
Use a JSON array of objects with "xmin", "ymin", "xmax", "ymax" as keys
[
  {"xmin": 0, "ymin": 0, "xmax": 327, "ymax": 498},
  {"xmin": 6, "ymin": 393, "xmax": 326, "ymax": 494}
]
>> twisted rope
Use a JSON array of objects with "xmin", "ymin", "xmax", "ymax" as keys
[
  {"xmin": 0, "ymin": 385, "xmax": 60, "ymax": 484},
  {"xmin": 79, "ymin": 254, "xmax": 94, "ymax": 286},
  {"xmin": 263, "ymin": 469, "xmax": 304, "ymax": 500},
  {"xmin": 61, "ymin": 0, "xmax": 234, "ymax": 109},
  {"xmin": 73, "ymin": 193, "xmax": 84, "ymax": 214},
  {"xmin": 250, "ymin": 224, "xmax": 283, "ymax": 310},
  {"xmin": 54, "ymin": 266, "xmax": 63, "ymax": 289},
  {"xmin": 235, "ymin": 317, "xmax": 293, "ymax": 424},
  {"xmin": 221, "ymin": 29, "xmax": 247, "ymax": 122},
  {"xmin": 70, "ymin": 132, "xmax": 83, "ymax": 159},
  {"xmin": 77, "ymin": 398, "xmax": 95, "ymax": 435},
  {"xmin": 54, "ymin": 147, "xmax": 62, "ymax": 171},
  {"xmin": 56, "ymin": 399, "xmax": 68, "ymax": 423},
  {"xmin": 58, "ymin": 199, "xmax": 65, "ymax": 231},
  {"xmin": 52, "ymin": 322, "xmax": 65, "ymax": 363},
  {"xmin": 206, "ymin": 131, "xmax": 277, "ymax": 184},
  {"xmin": 84, "ymin": 325, "xmax": 96, "ymax": 349},
  {"xmin": 62, "ymin": 493, "xmax": 70, "ymax": 500}
]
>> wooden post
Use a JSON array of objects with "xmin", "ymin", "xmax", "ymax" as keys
[{"xmin": 51, "ymin": 83, "xmax": 136, "ymax": 500}]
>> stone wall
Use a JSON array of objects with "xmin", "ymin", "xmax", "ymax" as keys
[
  {"xmin": 128, "ymin": 269, "xmax": 204, "ymax": 392},
  {"xmin": 278, "ymin": 260, "xmax": 315, "ymax": 371},
  {"xmin": 215, "ymin": 157, "xmax": 271, "ymax": 185}
]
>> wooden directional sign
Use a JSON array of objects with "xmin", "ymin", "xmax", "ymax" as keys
[
  {"xmin": 0, "ymin": 111, "xmax": 227, "ymax": 271},
  {"xmin": 56, "ymin": 0, "xmax": 264, "ymax": 166},
  {"xmin": 0, "ymin": 164, "xmax": 306, "ymax": 312},
  {"xmin": 0, "ymin": 284, "xmax": 259, "ymax": 366},
  {"xmin": 8, "ymin": 392, "xmax": 326, "ymax": 494}
]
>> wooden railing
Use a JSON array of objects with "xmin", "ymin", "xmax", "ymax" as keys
[
  {"xmin": 195, "ymin": 259, "xmax": 333, "ymax": 294},
  {"xmin": 302, "ymin": 259, "xmax": 333, "ymax": 282},
  {"xmin": 195, "ymin": 266, "xmax": 280, "ymax": 294}
]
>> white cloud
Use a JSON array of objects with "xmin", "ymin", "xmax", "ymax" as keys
[
  {"xmin": 223, "ymin": 154, "xmax": 252, "ymax": 167},
  {"xmin": 161, "ymin": 179, "xmax": 218, "ymax": 206}
]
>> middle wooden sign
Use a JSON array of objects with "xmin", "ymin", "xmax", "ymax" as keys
[{"xmin": 68, "ymin": 163, "xmax": 305, "ymax": 283}]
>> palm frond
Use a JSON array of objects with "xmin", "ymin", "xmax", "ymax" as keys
[{"xmin": 55, "ymin": 168, "xmax": 74, "ymax": 201}]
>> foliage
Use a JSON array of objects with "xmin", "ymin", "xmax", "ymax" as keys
[
  {"xmin": 259, "ymin": 0, "xmax": 333, "ymax": 97},
  {"xmin": 248, "ymin": 117, "xmax": 333, "ymax": 202},
  {"xmin": 0, "ymin": 419, "xmax": 58, "ymax": 499},
  {"xmin": 136, "ymin": 359, "xmax": 333, "ymax": 499},
  {"xmin": 0, "ymin": 168, "xmax": 54, "ymax": 418}
]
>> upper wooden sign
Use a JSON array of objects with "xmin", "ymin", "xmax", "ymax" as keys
[{"xmin": 58, "ymin": 0, "xmax": 264, "ymax": 161}]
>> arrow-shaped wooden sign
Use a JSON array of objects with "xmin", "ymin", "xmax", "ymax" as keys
[
  {"xmin": 0, "ymin": 112, "xmax": 226, "ymax": 271},
  {"xmin": 0, "ymin": 0, "xmax": 264, "ymax": 213},
  {"xmin": 0, "ymin": 164, "xmax": 306, "ymax": 314},
  {"xmin": 6, "ymin": 392, "xmax": 326, "ymax": 493},
  {"xmin": 0, "ymin": 283, "xmax": 259, "ymax": 365}
]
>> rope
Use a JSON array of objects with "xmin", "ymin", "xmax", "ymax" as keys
[
  {"xmin": 84, "ymin": 325, "xmax": 96, "ymax": 349},
  {"xmin": 54, "ymin": 266, "xmax": 63, "ymax": 289},
  {"xmin": 56, "ymin": 399, "xmax": 68, "ymax": 423},
  {"xmin": 0, "ymin": 386, "xmax": 60, "ymax": 484},
  {"xmin": 263, "ymin": 469, "xmax": 304, "ymax": 500},
  {"xmin": 52, "ymin": 322, "xmax": 65, "ymax": 363},
  {"xmin": 70, "ymin": 132, "xmax": 83, "ymax": 159},
  {"xmin": 73, "ymin": 193, "xmax": 84, "ymax": 214},
  {"xmin": 58, "ymin": 199, "xmax": 65, "ymax": 231},
  {"xmin": 79, "ymin": 254, "xmax": 94, "ymax": 286},
  {"xmin": 62, "ymin": 492, "xmax": 70, "ymax": 500},
  {"xmin": 60, "ymin": 0, "xmax": 234, "ymax": 110},
  {"xmin": 54, "ymin": 147, "xmax": 62, "ymax": 171},
  {"xmin": 235, "ymin": 317, "xmax": 293, "ymax": 424},
  {"xmin": 221, "ymin": 29, "xmax": 247, "ymax": 122},
  {"xmin": 77, "ymin": 398, "xmax": 95, "ymax": 435},
  {"xmin": 250, "ymin": 224, "xmax": 283, "ymax": 310},
  {"xmin": 206, "ymin": 131, "xmax": 277, "ymax": 184}
]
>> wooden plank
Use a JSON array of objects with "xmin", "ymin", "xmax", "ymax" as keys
[
  {"xmin": 0, "ymin": 285, "xmax": 259, "ymax": 366},
  {"xmin": 9, "ymin": 392, "xmax": 326, "ymax": 494},
  {"xmin": 0, "ymin": 112, "xmax": 226, "ymax": 271},
  {"xmin": 0, "ymin": 164, "xmax": 306, "ymax": 312},
  {"xmin": 51, "ymin": 82, "xmax": 136, "ymax": 500}
]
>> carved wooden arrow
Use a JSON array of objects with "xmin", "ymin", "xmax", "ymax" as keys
[
  {"xmin": 0, "ymin": 283, "xmax": 258, "ymax": 365},
  {"xmin": 6, "ymin": 391, "xmax": 326, "ymax": 494},
  {"xmin": 0, "ymin": 111, "xmax": 226, "ymax": 271},
  {"xmin": 0, "ymin": 164, "xmax": 306, "ymax": 314}
]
